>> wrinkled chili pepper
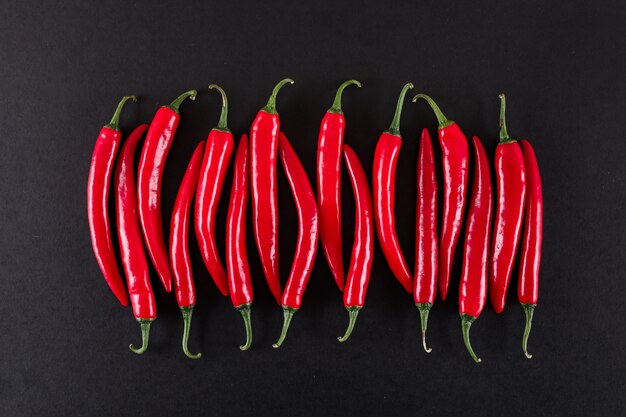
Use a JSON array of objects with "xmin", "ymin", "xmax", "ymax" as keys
[
  {"xmin": 337, "ymin": 144, "xmax": 374, "ymax": 342},
  {"xmin": 272, "ymin": 133, "xmax": 319, "ymax": 348},
  {"xmin": 195, "ymin": 84, "xmax": 234, "ymax": 296},
  {"xmin": 490, "ymin": 94, "xmax": 526, "ymax": 314},
  {"xmin": 87, "ymin": 95, "xmax": 136, "ymax": 306},
  {"xmin": 317, "ymin": 79, "xmax": 361, "ymax": 291},
  {"xmin": 458, "ymin": 136, "xmax": 493, "ymax": 363},
  {"xmin": 372, "ymin": 82, "xmax": 414, "ymax": 294},
  {"xmin": 137, "ymin": 89, "xmax": 197, "ymax": 293},
  {"xmin": 413, "ymin": 94, "xmax": 469, "ymax": 301},
  {"xmin": 226, "ymin": 135, "xmax": 254, "ymax": 351},
  {"xmin": 114, "ymin": 123, "xmax": 157, "ymax": 354},
  {"xmin": 169, "ymin": 141, "xmax": 205, "ymax": 359},
  {"xmin": 250, "ymin": 78, "xmax": 294, "ymax": 304}
]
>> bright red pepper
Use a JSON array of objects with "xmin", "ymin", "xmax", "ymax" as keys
[
  {"xmin": 169, "ymin": 141, "xmax": 205, "ymax": 359},
  {"xmin": 87, "ymin": 95, "xmax": 135, "ymax": 307},
  {"xmin": 337, "ymin": 144, "xmax": 374, "ymax": 342},
  {"xmin": 114, "ymin": 123, "xmax": 157, "ymax": 354},
  {"xmin": 414, "ymin": 128, "xmax": 438, "ymax": 353},
  {"xmin": 250, "ymin": 78, "xmax": 294, "ymax": 304},
  {"xmin": 272, "ymin": 133, "xmax": 319, "ymax": 348},
  {"xmin": 413, "ymin": 94, "xmax": 469, "ymax": 301},
  {"xmin": 316, "ymin": 79, "xmax": 361, "ymax": 291},
  {"xmin": 372, "ymin": 83, "xmax": 414, "ymax": 294},
  {"xmin": 226, "ymin": 134, "xmax": 254, "ymax": 351},
  {"xmin": 194, "ymin": 84, "xmax": 234, "ymax": 296},
  {"xmin": 458, "ymin": 136, "xmax": 493, "ymax": 363},
  {"xmin": 489, "ymin": 94, "xmax": 527, "ymax": 314},
  {"xmin": 518, "ymin": 139, "xmax": 543, "ymax": 359}
]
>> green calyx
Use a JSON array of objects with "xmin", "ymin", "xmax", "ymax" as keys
[
  {"xmin": 236, "ymin": 303, "xmax": 253, "ymax": 351},
  {"xmin": 181, "ymin": 306, "xmax": 201, "ymax": 359},
  {"xmin": 416, "ymin": 303, "xmax": 433, "ymax": 353},
  {"xmin": 262, "ymin": 78, "xmax": 294, "ymax": 114},
  {"xmin": 460, "ymin": 314, "xmax": 481, "ymax": 363},
  {"xmin": 522, "ymin": 303, "xmax": 536, "ymax": 359},
  {"xmin": 412, "ymin": 93, "xmax": 454, "ymax": 129},
  {"xmin": 385, "ymin": 82, "xmax": 413, "ymax": 136},
  {"xmin": 272, "ymin": 306, "xmax": 298, "ymax": 348},
  {"xmin": 105, "ymin": 95, "xmax": 137, "ymax": 131},
  {"xmin": 328, "ymin": 79, "xmax": 361, "ymax": 114},
  {"xmin": 209, "ymin": 84, "xmax": 230, "ymax": 132},
  {"xmin": 498, "ymin": 93, "xmax": 517, "ymax": 144},
  {"xmin": 337, "ymin": 306, "xmax": 362, "ymax": 343},
  {"xmin": 129, "ymin": 318, "xmax": 154, "ymax": 355},
  {"xmin": 166, "ymin": 89, "xmax": 197, "ymax": 114}
]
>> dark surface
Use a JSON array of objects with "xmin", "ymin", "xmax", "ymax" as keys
[{"xmin": 1, "ymin": 1, "xmax": 624, "ymax": 416}]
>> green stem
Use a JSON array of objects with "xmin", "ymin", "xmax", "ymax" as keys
[
  {"xmin": 181, "ymin": 306, "xmax": 201, "ymax": 359},
  {"xmin": 460, "ymin": 314, "xmax": 481, "ymax": 363},
  {"xmin": 328, "ymin": 79, "xmax": 361, "ymax": 113},
  {"xmin": 412, "ymin": 93, "xmax": 454, "ymax": 129},
  {"xmin": 129, "ymin": 318, "xmax": 153, "ymax": 355},
  {"xmin": 416, "ymin": 303, "xmax": 432, "ymax": 353},
  {"xmin": 166, "ymin": 89, "xmax": 197, "ymax": 114},
  {"xmin": 337, "ymin": 306, "xmax": 362, "ymax": 342},
  {"xmin": 498, "ymin": 93, "xmax": 516, "ymax": 144},
  {"xmin": 209, "ymin": 84, "xmax": 229, "ymax": 131},
  {"xmin": 386, "ymin": 83, "xmax": 413, "ymax": 136},
  {"xmin": 272, "ymin": 306, "xmax": 298, "ymax": 348},
  {"xmin": 236, "ymin": 303, "xmax": 253, "ymax": 351},
  {"xmin": 105, "ymin": 95, "xmax": 137, "ymax": 130},
  {"xmin": 522, "ymin": 303, "xmax": 536, "ymax": 359},
  {"xmin": 262, "ymin": 78, "xmax": 294, "ymax": 114}
]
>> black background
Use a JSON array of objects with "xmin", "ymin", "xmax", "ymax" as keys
[{"xmin": 1, "ymin": 1, "xmax": 624, "ymax": 416}]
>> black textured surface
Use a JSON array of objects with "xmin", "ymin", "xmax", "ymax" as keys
[{"xmin": 1, "ymin": 1, "xmax": 624, "ymax": 416}]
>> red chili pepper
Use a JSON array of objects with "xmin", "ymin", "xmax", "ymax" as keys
[
  {"xmin": 414, "ymin": 128, "xmax": 438, "ymax": 353},
  {"xmin": 316, "ymin": 79, "xmax": 361, "ymax": 291},
  {"xmin": 87, "ymin": 95, "xmax": 135, "ymax": 306},
  {"xmin": 337, "ymin": 144, "xmax": 374, "ymax": 342},
  {"xmin": 272, "ymin": 132, "xmax": 319, "ymax": 348},
  {"xmin": 413, "ymin": 94, "xmax": 469, "ymax": 301},
  {"xmin": 518, "ymin": 139, "xmax": 542, "ymax": 359},
  {"xmin": 226, "ymin": 134, "xmax": 254, "ymax": 351},
  {"xmin": 489, "ymin": 94, "xmax": 527, "ymax": 314},
  {"xmin": 114, "ymin": 123, "xmax": 157, "ymax": 354},
  {"xmin": 250, "ymin": 78, "xmax": 294, "ymax": 304},
  {"xmin": 194, "ymin": 84, "xmax": 234, "ymax": 296},
  {"xmin": 458, "ymin": 136, "xmax": 493, "ymax": 363},
  {"xmin": 138, "ymin": 89, "xmax": 197, "ymax": 293},
  {"xmin": 372, "ymin": 83, "xmax": 414, "ymax": 294}
]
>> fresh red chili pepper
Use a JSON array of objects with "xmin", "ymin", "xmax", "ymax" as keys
[
  {"xmin": 337, "ymin": 144, "xmax": 374, "ymax": 342},
  {"xmin": 414, "ymin": 128, "xmax": 438, "ymax": 353},
  {"xmin": 250, "ymin": 78, "xmax": 294, "ymax": 304},
  {"xmin": 194, "ymin": 84, "xmax": 234, "ymax": 296},
  {"xmin": 458, "ymin": 136, "xmax": 493, "ymax": 363},
  {"xmin": 137, "ymin": 89, "xmax": 197, "ymax": 293},
  {"xmin": 272, "ymin": 132, "xmax": 319, "ymax": 348},
  {"xmin": 518, "ymin": 139, "xmax": 542, "ymax": 359},
  {"xmin": 413, "ymin": 94, "xmax": 469, "ymax": 301},
  {"xmin": 372, "ymin": 82, "xmax": 414, "ymax": 294},
  {"xmin": 489, "ymin": 94, "xmax": 527, "ymax": 314},
  {"xmin": 87, "ymin": 95, "xmax": 135, "ymax": 306},
  {"xmin": 316, "ymin": 79, "xmax": 361, "ymax": 291},
  {"xmin": 226, "ymin": 134, "xmax": 254, "ymax": 351},
  {"xmin": 114, "ymin": 123, "xmax": 157, "ymax": 354},
  {"xmin": 169, "ymin": 141, "xmax": 205, "ymax": 359}
]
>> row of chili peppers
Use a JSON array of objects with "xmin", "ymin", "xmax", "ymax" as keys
[{"xmin": 87, "ymin": 79, "xmax": 543, "ymax": 363}]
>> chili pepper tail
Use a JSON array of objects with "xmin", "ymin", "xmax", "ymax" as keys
[
  {"xmin": 272, "ymin": 306, "xmax": 298, "ymax": 348},
  {"xmin": 460, "ymin": 314, "xmax": 482, "ymax": 363},
  {"xmin": 236, "ymin": 303, "xmax": 253, "ymax": 351},
  {"xmin": 337, "ymin": 306, "xmax": 362, "ymax": 343},
  {"xmin": 181, "ymin": 306, "xmax": 201, "ymax": 359},
  {"xmin": 521, "ymin": 303, "xmax": 536, "ymax": 359},
  {"xmin": 129, "ymin": 318, "xmax": 154, "ymax": 355},
  {"xmin": 416, "ymin": 303, "xmax": 433, "ymax": 353}
]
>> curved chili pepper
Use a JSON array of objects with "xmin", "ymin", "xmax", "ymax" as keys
[
  {"xmin": 226, "ymin": 135, "xmax": 254, "ymax": 351},
  {"xmin": 272, "ymin": 132, "xmax": 319, "ymax": 348},
  {"xmin": 413, "ymin": 94, "xmax": 469, "ymax": 301},
  {"xmin": 114, "ymin": 123, "xmax": 157, "ymax": 354},
  {"xmin": 194, "ymin": 84, "xmax": 234, "ymax": 296},
  {"xmin": 489, "ymin": 94, "xmax": 527, "ymax": 314},
  {"xmin": 337, "ymin": 144, "xmax": 374, "ymax": 342},
  {"xmin": 316, "ymin": 79, "xmax": 361, "ymax": 291},
  {"xmin": 372, "ymin": 82, "xmax": 414, "ymax": 294},
  {"xmin": 138, "ymin": 89, "xmax": 197, "ymax": 293},
  {"xmin": 87, "ymin": 95, "xmax": 136, "ymax": 306},
  {"xmin": 169, "ymin": 141, "xmax": 205, "ymax": 359},
  {"xmin": 250, "ymin": 78, "xmax": 294, "ymax": 304},
  {"xmin": 414, "ymin": 128, "xmax": 438, "ymax": 353},
  {"xmin": 518, "ymin": 139, "xmax": 542, "ymax": 359},
  {"xmin": 458, "ymin": 136, "xmax": 493, "ymax": 363}
]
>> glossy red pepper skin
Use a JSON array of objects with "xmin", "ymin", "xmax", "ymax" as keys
[
  {"xmin": 372, "ymin": 83, "xmax": 414, "ymax": 294},
  {"xmin": 226, "ymin": 135, "xmax": 253, "ymax": 351},
  {"xmin": 459, "ymin": 136, "xmax": 493, "ymax": 363},
  {"xmin": 170, "ymin": 141, "xmax": 204, "ymax": 359},
  {"xmin": 250, "ymin": 79, "xmax": 294, "ymax": 304},
  {"xmin": 138, "ymin": 90, "xmax": 196, "ymax": 293},
  {"xmin": 337, "ymin": 144, "xmax": 374, "ymax": 343},
  {"xmin": 272, "ymin": 132, "xmax": 319, "ymax": 348},
  {"xmin": 195, "ymin": 85, "xmax": 234, "ymax": 296},
  {"xmin": 518, "ymin": 139, "xmax": 543, "ymax": 358},
  {"xmin": 317, "ymin": 80, "xmax": 361, "ymax": 291},
  {"xmin": 414, "ymin": 128, "xmax": 438, "ymax": 352},
  {"xmin": 490, "ymin": 95, "xmax": 527, "ymax": 314},
  {"xmin": 87, "ymin": 96, "xmax": 136, "ymax": 307}
]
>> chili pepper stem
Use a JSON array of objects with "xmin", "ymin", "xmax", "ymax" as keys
[
  {"xmin": 208, "ymin": 84, "xmax": 230, "ymax": 131},
  {"xmin": 272, "ymin": 306, "xmax": 298, "ymax": 348},
  {"xmin": 129, "ymin": 318, "xmax": 154, "ymax": 355},
  {"xmin": 412, "ymin": 94, "xmax": 454, "ymax": 129},
  {"xmin": 416, "ymin": 303, "xmax": 433, "ymax": 353},
  {"xmin": 521, "ymin": 303, "xmax": 536, "ymax": 359},
  {"xmin": 181, "ymin": 306, "xmax": 201, "ymax": 359},
  {"xmin": 337, "ymin": 306, "xmax": 362, "ymax": 342},
  {"xmin": 385, "ymin": 83, "xmax": 414, "ymax": 136},
  {"xmin": 167, "ymin": 89, "xmax": 198, "ymax": 114},
  {"xmin": 498, "ymin": 94, "xmax": 516, "ymax": 144},
  {"xmin": 460, "ymin": 314, "xmax": 481, "ymax": 363},
  {"xmin": 105, "ymin": 95, "xmax": 137, "ymax": 130},
  {"xmin": 262, "ymin": 78, "xmax": 294, "ymax": 114},
  {"xmin": 328, "ymin": 79, "xmax": 361, "ymax": 113},
  {"xmin": 236, "ymin": 303, "xmax": 253, "ymax": 351}
]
